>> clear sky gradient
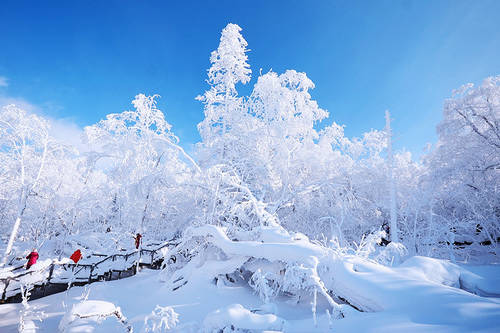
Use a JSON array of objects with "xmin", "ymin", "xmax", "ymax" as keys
[{"xmin": 1, "ymin": 0, "xmax": 499, "ymax": 158}]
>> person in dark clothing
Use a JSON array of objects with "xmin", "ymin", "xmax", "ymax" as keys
[
  {"xmin": 26, "ymin": 249, "xmax": 39, "ymax": 269},
  {"xmin": 134, "ymin": 233, "xmax": 142, "ymax": 249}
]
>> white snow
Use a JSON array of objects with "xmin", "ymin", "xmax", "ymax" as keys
[
  {"xmin": 202, "ymin": 303, "xmax": 286, "ymax": 332},
  {"xmin": 0, "ymin": 255, "xmax": 499, "ymax": 332},
  {"xmin": 58, "ymin": 300, "xmax": 132, "ymax": 332}
]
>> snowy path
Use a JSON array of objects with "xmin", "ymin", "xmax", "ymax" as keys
[{"xmin": 0, "ymin": 256, "xmax": 499, "ymax": 332}]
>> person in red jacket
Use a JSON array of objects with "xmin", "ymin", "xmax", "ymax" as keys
[
  {"xmin": 70, "ymin": 249, "xmax": 82, "ymax": 263},
  {"xmin": 26, "ymin": 249, "xmax": 39, "ymax": 269},
  {"xmin": 134, "ymin": 233, "xmax": 142, "ymax": 249}
]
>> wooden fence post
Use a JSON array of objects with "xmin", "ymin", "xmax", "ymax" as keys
[
  {"xmin": 1, "ymin": 279, "xmax": 10, "ymax": 302},
  {"xmin": 47, "ymin": 264, "xmax": 55, "ymax": 284},
  {"xmin": 135, "ymin": 251, "xmax": 141, "ymax": 273},
  {"xmin": 89, "ymin": 266, "xmax": 94, "ymax": 283}
]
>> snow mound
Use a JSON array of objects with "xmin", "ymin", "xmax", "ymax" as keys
[
  {"xmin": 328, "ymin": 255, "xmax": 500, "ymax": 332},
  {"xmin": 399, "ymin": 256, "xmax": 500, "ymax": 297},
  {"xmin": 179, "ymin": 224, "xmax": 346, "ymax": 318},
  {"xmin": 459, "ymin": 266, "xmax": 500, "ymax": 297},
  {"xmin": 202, "ymin": 303, "xmax": 287, "ymax": 332},
  {"xmin": 58, "ymin": 300, "xmax": 132, "ymax": 332}
]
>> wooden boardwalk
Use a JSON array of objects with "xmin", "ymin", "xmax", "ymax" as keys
[{"xmin": 0, "ymin": 241, "xmax": 178, "ymax": 303}]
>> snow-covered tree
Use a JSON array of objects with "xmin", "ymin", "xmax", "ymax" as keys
[
  {"xmin": 84, "ymin": 94, "xmax": 198, "ymax": 238},
  {"xmin": 425, "ymin": 76, "xmax": 500, "ymax": 259},
  {"xmin": 0, "ymin": 105, "xmax": 66, "ymax": 264},
  {"xmin": 1, "ymin": 22, "xmax": 498, "ymax": 276},
  {"xmin": 197, "ymin": 23, "xmax": 251, "ymax": 163}
]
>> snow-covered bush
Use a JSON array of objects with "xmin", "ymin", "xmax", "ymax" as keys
[
  {"xmin": 249, "ymin": 268, "xmax": 281, "ymax": 303},
  {"xmin": 18, "ymin": 283, "xmax": 47, "ymax": 333},
  {"xmin": 143, "ymin": 305, "xmax": 179, "ymax": 332},
  {"xmin": 375, "ymin": 242, "xmax": 409, "ymax": 266}
]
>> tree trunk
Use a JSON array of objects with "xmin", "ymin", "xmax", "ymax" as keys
[{"xmin": 385, "ymin": 110, "xmax": 399, "ymax": 242}]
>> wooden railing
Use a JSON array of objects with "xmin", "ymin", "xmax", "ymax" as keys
[{"xmin": 0, "ymin": 241, "xmax": 178, "ymax": 303}]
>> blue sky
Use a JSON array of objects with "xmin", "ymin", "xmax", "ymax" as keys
[{"xmin": 1, "ymin": 0, "xmax": 499, "ymax": 158}]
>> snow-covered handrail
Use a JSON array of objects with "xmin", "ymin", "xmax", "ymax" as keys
[{"xmin": 0, "ymin": 240, "xmax": 178, "ymax": 302}]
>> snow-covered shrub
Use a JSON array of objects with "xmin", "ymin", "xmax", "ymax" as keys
[
  {"xmin": 375, "ymin": 242, "xmax": 409, "ymax": 266},
  {"xmin": 143, "ymin": 305, "xmax": 179, "ymax": 332},
  {"xmin": 18, "ymin": 283, "xmax": 47, "ymax": 333},
  {"xmin": 249, "ymin": 268, "xmax": 281, "ymax": 303},
  {"xmin": 346, "ymin": 230, "xmax": 409, "ymax": 265},
  {"xmin": 281, "ymin": 262, "xmax": 319, "ymax": 296},
  {"xmin": 351, "ymin": 230, "xmax": 386, "ymax": 258}
]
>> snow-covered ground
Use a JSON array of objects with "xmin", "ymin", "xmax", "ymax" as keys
[{"xmin": 1, "ymin": 255, "xmax": 499, "ymax": 332}]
